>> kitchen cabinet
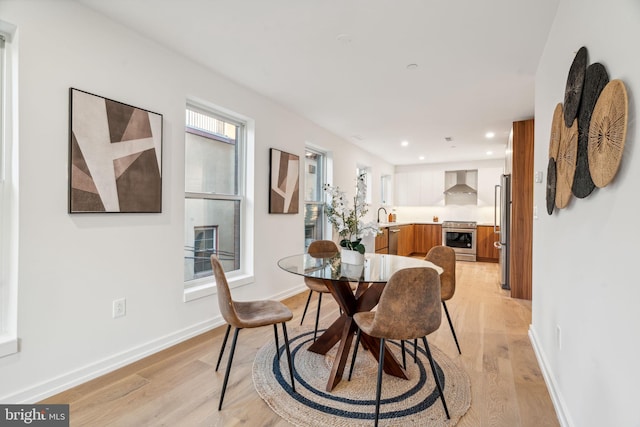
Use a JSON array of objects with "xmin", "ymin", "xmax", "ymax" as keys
[
  {"xmin": 394, "ymin": 170, "xmax": 444, "ymax": 206},
  {"xmin": 476, "ymin": 225, "xmax": 499, "ymax": 262},
  {"xmin": 509, "ymin": 119, "xmax": 534, "ymax": 300},
  {"xmin": 375, "ymin": 227, "xmax": 389, "ymax": 254},
  {"xmin": 413, "ymin": 224, "xmax": 442, "ymax": 255},
  {"xmin": 397, "ymin": 224, "xmax": 415, "ymax": 257}
]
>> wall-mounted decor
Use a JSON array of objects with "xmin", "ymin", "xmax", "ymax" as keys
[
  {"xmin": 588, "ymin": 79, "xmax": 628, "ymax": 188},
  {"xmin": 573, "ymin": 63, "xmax": 609, "ymax": 198},
  {"xmin": 269, "ymin": 148, "xmax": 299, "ymax": 214},
  {"xmin": 555, "ymin": 118, "xmax": 578, "ymax": 209},
  {"xmin": 546, "ymin": 46, "xmax": 629, "ymax": 214},
  {"xmin": 69, "ymin": 88, "xmax": 163, "ymax": 213}
]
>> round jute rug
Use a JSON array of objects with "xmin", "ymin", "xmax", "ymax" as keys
[{"xmin": 252, "ymin": 329, "xmax": 471, "ymax": 426}]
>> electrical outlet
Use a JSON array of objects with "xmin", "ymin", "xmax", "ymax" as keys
[
  {"xmin": 556, "ymin": 325, "xmax": 562, "ymax": 350},
  {"xmin": 113, "ymin": 298, "xmax": 126, "ymax": 318}
]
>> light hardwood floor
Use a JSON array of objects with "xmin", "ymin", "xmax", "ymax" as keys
[{"xmin": 42, "ymin": 261, "xmax": 559, "ymax": 426}]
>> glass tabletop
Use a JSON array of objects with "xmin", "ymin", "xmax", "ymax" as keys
[{"xmin": 277, "ymin": 252, "xmax": 443, "ymax": 283}]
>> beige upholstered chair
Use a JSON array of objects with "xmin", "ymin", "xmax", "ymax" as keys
[
  {"xmin": 211, "ymin": 255, "xmax": 295, "ymax": 410},
  {"xmin": 425, "ymin": 245, "xmax": 461, "ymax": 354},
  {"xmin": 301, "ymin": 240, "xmax": 340, "ymax": 341},
  {"xmin": 353, "ymin": 267, "xmax": 450, "ymax": 426}
]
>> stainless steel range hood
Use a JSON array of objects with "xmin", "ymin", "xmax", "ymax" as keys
[{"xmin": 444, "ymin": 170, "xmax": 477, "ymax": 194}]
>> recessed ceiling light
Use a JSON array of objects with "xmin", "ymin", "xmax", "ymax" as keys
[
  {"xmin": 485, "ymin": 132, "xmax": 495, "ymax": 139},
  {"xmin": 419, "ymin": 156, "xmax": 425, "ymax": 160},
  {"xmin": 401, "ymin": 140, "xmax": 409, "ymax": 147},
  {"xmin": 486, "ymin": 151, "xmax": 493, "ymax": 155},
  {"xmin": 406, "ymin": 63, "xmax": 419, "ymax": 70}
]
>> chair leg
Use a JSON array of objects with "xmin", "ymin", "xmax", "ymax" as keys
[
  {"xmin": 281, "ymin": 322, "xmax": 296, "ymax": 393},
  {"xmin": 413, "ymin": 338, "xmax": 418, "ymax": 363},
  {"xmin": 300, "ymin": 290, "xmax": 313, "ymax": 325},
  {"xmin": 215, "ymin": 324, "xmax": 231, "ymax": 372},
  {"xmin": 218, "ymin": 327, "xmax": 240, "ymax": 411},
  {"xmin": 348, "ymin": 328, "xmax": 362, "ymax": 381},
  {"xmin": 273, "ymin": 324, "xmax": 280, "ymax": 362},
  {"xmin": 442, "ymin": 301, "xmax": 461, "ymax": 354},
  {"xmin": 374, "ymin": 338, "xmax": 386, "ymax": 427},
  {"xmin": 401, "ymin": 340, "xmax": 407, "ymax": 369},
  {"xmin": 421, "ymin": 336, "xmax": 450, "ymax": 419},
  {"xmin": 313, "ymin": 292, "xmax": 323, "ymax": 341}
]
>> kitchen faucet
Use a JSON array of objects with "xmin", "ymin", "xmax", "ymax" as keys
[{"xmin": 377, "ymin": 207, "xmax": 387, "ymax": 223}]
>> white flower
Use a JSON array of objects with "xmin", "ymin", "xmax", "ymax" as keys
[{"xmin": 324, "ymin": 173, "xmax": 380, "ymax": 254}]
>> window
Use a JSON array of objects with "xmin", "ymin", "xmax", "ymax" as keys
[
  {"xmin": 304, "ymin": 149, "xmax": 326, "ymax": 250},
  {"xmin": 184, "ymin": 105, "xmax": 245, "ymax": 284},
  {"xmin": 356, "ymin": 165, "xmax": 372, "ymax": 204}
]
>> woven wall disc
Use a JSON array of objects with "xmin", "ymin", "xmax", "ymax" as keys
[
  {"xmin": 549, "ymin": 103, "xmax": 563, "ymax": 159},
  {"xmin": 588, "ymin": 79, "xmax": 628, "ymax": 188},
  {"xmin": 573, "ymin": 63, "xmax": 609, "ymax": 198},
  {"xmin": 563, "ymin": 46, "xmax": 588, "ymax": 127},
  {"xmin": 546, "ymin": 157, "xmax": 557, "ymax": 215},
  {"xmin": 555, "ymin": 119, "xmax": 578, "ymax": 209}
]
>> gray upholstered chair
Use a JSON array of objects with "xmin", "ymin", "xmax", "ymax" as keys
[
  {"xmin": 425, "ymin": 245, "xmax": 461, "ymax": 354},
  {"xmin": 300, "ymin": 240, "xmax": 340, "ymax": 341},
  {"xmin": 352, "ymin": 267, "xmax": 450, "ymax": 426},
  {"xmin": 211, "ymin": 255, "xmax": 295, "ymax": 410}
]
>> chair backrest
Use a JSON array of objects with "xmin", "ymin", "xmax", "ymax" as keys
[
  {"xmin": 426, "ymin": 245, "xmax": 456, "ymax": 301},
  {"xmin": 368, "ymin": 267, "xmax": 442, "ymax": 340},
  {"xmin": 308, "ymin": 240, "xmax": 339, "ymax": 257},
  {"xmin": 210, "ymin": 255, "xmax": 242, "ymax": 327}
]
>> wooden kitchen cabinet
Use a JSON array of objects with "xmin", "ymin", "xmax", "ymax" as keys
[
  {"xmin": 375, "ymin": 227, "xmax": 389, "ymax": 254},
  {"xmin": 476, "ymin": 225, "xmax": 499, "ymax": 262},
  {"xmin": 413, "ymin": 224, "xmax": 442, "ymax": 255},
  {"xmin": 397, "ymin": 224, "xmax": 415, "ymax": 256}
]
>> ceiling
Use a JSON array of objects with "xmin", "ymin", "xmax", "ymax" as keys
[{"xmin": 77, "ymin": 0, "xmax": 559, "ymax": 166}]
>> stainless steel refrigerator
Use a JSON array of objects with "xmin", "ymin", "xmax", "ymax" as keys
[{"xmin": 494, "ymin": 174, "xmax": 511, "ymax": 290}]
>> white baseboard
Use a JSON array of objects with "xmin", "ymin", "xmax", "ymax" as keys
[
  {"xmin": 4, "ymin": 316, "xmax": 225, "ymax": 404},
  {"xmin": 4, "ymin": 284, "xmax": 308, "ymax": 404},
  {"xmin": 528, "ymin": 325, "xmax": 573, "ymax": 427}
]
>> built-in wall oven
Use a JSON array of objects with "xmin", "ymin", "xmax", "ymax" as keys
[{"xmin": 441, "ymin": 221, "xmax": 477, "ymax": 262}]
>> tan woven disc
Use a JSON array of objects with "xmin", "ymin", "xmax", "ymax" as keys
[
  {"xmin": 588, "ymin": 79, "xmax": 628, "ymax": 188},
  {"xmin": 555, "ymin": 118, "xmax": 578, "ymax": 209},
  {"xmin": 549, "ymin": 103, "xmax": 563, "ymax": 159}
]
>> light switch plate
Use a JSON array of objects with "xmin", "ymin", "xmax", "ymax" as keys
[{"xmin": 534, "ymin": 171, "xmax": 543, "ymax": 183}]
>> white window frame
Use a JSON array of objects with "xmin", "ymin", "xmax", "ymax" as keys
[
  {"xmin": 183, "ymin": 102, "xmax": 254, "ymax": 302},
  {"xmin": 304, "ymin": 147, "xmax": 329, "ymax": 250},
  {"xmin": 0, "ymin": 23, "xmax": 19, "ymax": 358}
]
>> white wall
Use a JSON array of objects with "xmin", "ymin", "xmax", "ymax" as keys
[
  {"xmin": 0, "ymin": 0, "xmax": 393, "ymax": 402},
  {"xmin": 531, "ymin": 1, "xmax": 640, "ymax": 426}
]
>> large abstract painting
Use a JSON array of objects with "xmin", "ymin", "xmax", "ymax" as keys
[
  {"xmin": 69, "ymin": 88, "xmax": 163, "ymax": 213},
  {"xmin": 269, "ymin": 148, "xmax": 299, "ymax": 214}
]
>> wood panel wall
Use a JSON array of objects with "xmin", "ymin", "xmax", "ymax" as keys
[{"xmin": 509, "ymin": 118, "xmax": 534, "ymax": 300}]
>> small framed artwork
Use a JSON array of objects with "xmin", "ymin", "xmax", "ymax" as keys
[
  {"xmin": 69, "ymin": 88, "xmax": 163, "ymax": 213},
  {"xmin": 269, "ymin": 148, "xmax": 300, "ymax": 214}
]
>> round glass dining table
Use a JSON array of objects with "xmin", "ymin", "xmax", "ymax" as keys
[{"xmin": 278, "ymin": 252, "xmax": 443, "ymax": 392}]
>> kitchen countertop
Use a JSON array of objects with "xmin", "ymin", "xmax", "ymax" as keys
[{"xmin": 377, "ymin": 222, "xmax": 495, "ymax": 227}]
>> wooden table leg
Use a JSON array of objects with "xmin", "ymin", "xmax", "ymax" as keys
[
  {"xmin": 325, "ymin": 316, "xmax": 357, "ymax": 391},
  {"xmin": 360, "ymin": 333, "xmax": 408, "ymax": 379}
]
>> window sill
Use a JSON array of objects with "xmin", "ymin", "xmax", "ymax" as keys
[
  {"xmin": 183, "ymin": 274, "xmax": 254, "ymax": 302},
  {"xmin": 0, "ymin": 333, "xmax": 18, "ymax": 358}
]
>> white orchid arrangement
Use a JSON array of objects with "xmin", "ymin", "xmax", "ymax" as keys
[{"xmin": 323, "ymin": 173, "xmax": 380, "ymax": 254}]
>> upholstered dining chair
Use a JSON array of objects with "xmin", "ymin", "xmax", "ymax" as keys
[
  {"xmin": 300, "ymin": 239, "xmax": 340, "ymax": 341},
  {"xmin": 425, "ymin": 245, "xmax": 461, "ymax": 355},
  {"xmin": 211, "ymin": 255, "xmax": 295, "ymax": 410},
  {"xmin": 352, "ymin": 267, "xmax": 450, "ymax": 426}
]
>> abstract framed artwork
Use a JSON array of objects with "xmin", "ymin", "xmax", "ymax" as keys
[
  {"xmin": 69, "ymin": 88, "xmax": 163, "ymax": 213},
  {"xmin": 269, "ymin": 148, "xmax": 299, "ymax": 214}
]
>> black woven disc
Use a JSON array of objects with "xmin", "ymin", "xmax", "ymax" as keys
[
  {"xmin": 546, "ymin": 157, "xmax": 557, "ymax": 215},
  {"xmin": 563, "ymin": 46, "xmax": 588, "ymax": 127},
  {"xmin": 573, "ymin": 62, "xmax": 609, "ymax": 198}
]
